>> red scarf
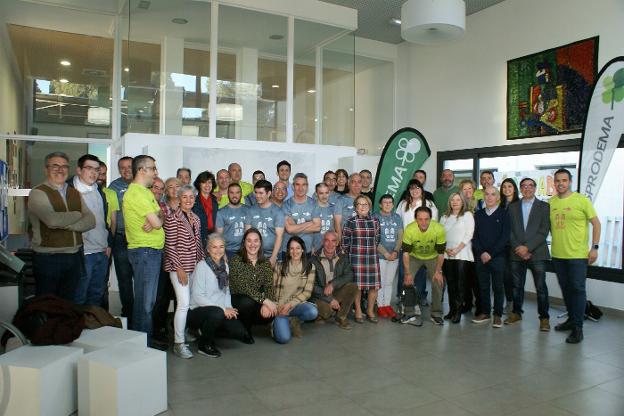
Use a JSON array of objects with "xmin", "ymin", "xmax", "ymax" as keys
[{"xmin": 199, "ymin": 194, "xmax": 214, "ymax": 232}]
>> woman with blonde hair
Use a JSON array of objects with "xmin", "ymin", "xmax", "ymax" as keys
[
  {"xmin": 440, "ymin": 192, "xmax": 475, "ymax": 323},
  {"xmin": 458, "ymin": 179, "xmax": 477, "ymax": 212}
]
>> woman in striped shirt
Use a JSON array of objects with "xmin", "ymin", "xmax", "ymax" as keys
[{"xmin": 163, "ymin": 184, "xmax": 205, "ymax": 359}]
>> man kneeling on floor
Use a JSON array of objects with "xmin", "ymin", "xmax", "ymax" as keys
[{"xmin": 310, "ymin": 232, "xmax": 359, "ymax": 329}]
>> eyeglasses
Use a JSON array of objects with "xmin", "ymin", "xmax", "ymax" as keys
[
  {"xmin": 142, "ymin": 166, "xmax": 157, "ymax": 172},
  {"xmin": 47, "ymin": 164, "xmax": 70, "ymax": 171},
  {"xmin": 521, "ymin": 184, "xmax": 535, "ymax": 188},
  {"xmin": 356, "ymin": 203, "xmax": 369, "ymax": 207},
  {"xmin": 82, "ymin": 165, "xmax": 101, "ymax": 173}
]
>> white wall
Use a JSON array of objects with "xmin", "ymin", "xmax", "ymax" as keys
[{"xmin": 396, "ymin": 0, "xmax": 624, "ymax": 310}]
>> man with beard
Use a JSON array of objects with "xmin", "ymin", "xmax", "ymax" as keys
[
  {"xmin": 216, "ymin": 183, "xmax": 249, "ymax": 260},
  {"xmin": 433, "ymin": 169, "xmax": 458, "ymax": 214}
]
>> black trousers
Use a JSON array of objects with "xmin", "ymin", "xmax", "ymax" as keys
[
  {"xmin": 231, "ymin": 294, "xmax": 274, "ymax": 334},
  {"xmin": 187, "ymin": 306, "xmax": 247, "ymax": 346},
  {"xmin": 152, "ymin": 269, "xmax": 175, "ymax": 340},
  {"xmin": 443, "ymin": 259, "xmax": 470, "ymax": 315}
]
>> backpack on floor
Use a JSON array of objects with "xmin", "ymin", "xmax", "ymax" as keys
[
  {"xmin": 585, "ymin": 300, "xmax": 603, "ymax": 322},
  {"xmin": 392, "ymin": 285, "xmax": 420, "ymax": 323}
]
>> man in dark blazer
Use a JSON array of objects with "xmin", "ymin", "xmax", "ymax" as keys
[{"xmin": 506, "ymin": 177, "xmax": 551, "ymax": 331}]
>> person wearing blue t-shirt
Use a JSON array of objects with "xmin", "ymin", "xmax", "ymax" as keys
[
  {"xmin": 216, "ymin": 183, "xmax": 249, "ymax": 260},
  {"xmin": 244, "ymin": 180, "xmax": 284, "ymax": 267},
  {"xmin": 312, "ymin": 182, "xmax": 337, "ymax": 253},
  {"xmin": 374, "ymin": 194, "xmax": 403, "ymax": 318},
  {"xmin": 283, "ymin": 173, "xmax": 321, "ymax": 256}
]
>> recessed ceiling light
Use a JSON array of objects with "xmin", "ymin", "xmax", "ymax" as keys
[
  {"xmin": 269, "ymin": 34, "xmax": 284, "ymax": 40},
  {"xmin": 147, "ymin": 100, "xmax": 154, "ymax": 104},
  {"xmin": 272, "ymin": 84, "xmax": 279, "ymax": 88},
  {"xmin": 60, "ymin": 60, "xmax": 71, "ymax": 66},
  {"xmin": 124, "ymin": 67, "xmax": 129, "ymax": 72},
  {"xmin": 389, "ymin": 17, "xmax": 402, "ymax": 26},
  {"xmin": 59, "ymin": 78, "xmax": 69, "ymax": 83},
  {"xmin": 172, "ymin": 18, "xmax": 188, "ymax": 24},
  {"xmin": 307, "ymin": 89, "xmax": 316, "ymax": 93}
]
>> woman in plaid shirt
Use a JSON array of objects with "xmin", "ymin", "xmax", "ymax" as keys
[{"xmin": 341, "ymin": 195, "xmax": 381, "ymax": 323}]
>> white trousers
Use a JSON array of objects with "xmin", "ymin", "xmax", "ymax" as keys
[
  {"xmin": 378, "ymin": 259, "xmax": 399, "ymax": 307},
  {"xmin": 169, "ymin": 271, "xmax": 190, "ymax": 344}
]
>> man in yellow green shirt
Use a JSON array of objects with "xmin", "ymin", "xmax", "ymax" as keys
[
  {"xmin": 549, "ymin": 168, "xmax": 601, "ymax": 344},
  {"xmin": 122, "ymin": 155, "xmax": 165, "ymax": 344},
  {"xmin": 473, "ymin": 170, "xmax": 495, "ymax": 209},
  {"xmin": 401, "ymin": 206, "xmax": 446, "ymax": 326}
]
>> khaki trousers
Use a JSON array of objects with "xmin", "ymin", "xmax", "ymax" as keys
[{"xmin": 315, "ymin": 282, "xmax": 359, "ymax": 320}]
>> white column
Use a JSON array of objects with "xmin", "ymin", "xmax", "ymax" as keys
[
  {"xmin": 286, "ymin": 16, "xmax": 294, "ymax": 143},
  {"xmin": 111, "ymin": 15, "xmax": 121, "ymax": 142},
  {"xmin": 236, "ymin": 47, "xmax": 258, "ymax": 140},
  {"xmin": 159, "ymin": 36, "xmax": 184, "ymax": 135},
  {"xmin": 209, "ymin": 1, "xmax": 219, "ymax": 139},
  {"xmin": 315, "ymin": 46, "xmax": 323, "ymax": 144}
]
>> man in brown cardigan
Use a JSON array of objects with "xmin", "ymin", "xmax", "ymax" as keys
[{"xmin": 29, "ymin": 152, "xmax": 95, "ymax": 301}]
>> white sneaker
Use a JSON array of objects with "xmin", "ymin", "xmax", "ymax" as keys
[{"xmin": 173, "ymin": 343, "xmax": 194, "ymax": 359}]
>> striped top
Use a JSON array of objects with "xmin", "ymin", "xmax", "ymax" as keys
[{"xmin": 163, "ymin": 207, "xmax": 205, "ymax": 273}]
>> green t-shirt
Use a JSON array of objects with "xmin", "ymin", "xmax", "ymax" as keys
[
  {"xmin": 549, "ymin": 192, "xmax": 597, "ymax": 259},
  {"xmin": 473, "ymin": 188, "xmax": 484, "ymax": 202},
  {"xmin": 122, "ymin": 183, "xmax": 165, "ymax": 249},
  {"xmin": 433, "ymin": 185, "xmax": 458, "ymax": 214},
  {"xmin": 402, "ymin": 220, "xmax": 446, "ymax": 260},
  {"xmin": 103, "ymin": 187, "xmax": 119, "ymax": 228}
]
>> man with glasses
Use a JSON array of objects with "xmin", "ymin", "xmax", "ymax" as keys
[
  {"xmin": 28, "ymin": 152, "xmax": 95, "ymax": 301},
  {"xmin": 69, "ymin": 154, "xmax": 112, "ymax": 307},
  {"xmin": 122, "ymin": 155, "xmax": 165, "ymax": 345},
  {"xmin": 506, "ymin": 178, "xmax": 551, "ymax": 331}
]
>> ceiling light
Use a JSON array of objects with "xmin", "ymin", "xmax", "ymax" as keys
[
  {"xmin": 307, "ymin": 89, "xmax": 316, "ymax": 93},
  {"xmin": 59, "ymin": 78, "xmax": 69, "ymax": 84},
  {"xmin": 60, "ymin": 60, "xmax": 71, "ymax": 66},
  {"xmin": 147, "ymin": 100, "xmax": 154, "ymax": 104},
  {"xmin": 124, "ymin": 67, "xmax": 129, "ymax": 72},
  {"xmin": 401, "ymin": 0, "xmax": 465, "ymax": 45},
  {"xmin": 172, "ymin": 18, "xmax": 188, "ymax": 24},
  {"xmin": 269, "ymin": 34, "xmax": 284, "ymax": 40},
  {"xmin": 389, "ymin": 17, "xmax": 402, "ymax": 26},
  {"xmin": 272, "ymin": 84, "xmax": 279, "ymax": 88}
]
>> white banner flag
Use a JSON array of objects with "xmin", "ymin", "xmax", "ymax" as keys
[{"xmin": 578, "ymin": 57, "xmax": 624, "ymax": 201}]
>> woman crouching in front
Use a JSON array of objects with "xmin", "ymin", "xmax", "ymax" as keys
[
  {"xmin": 187, "ymin": 233, "xmax": 250, "ymax": 358},
  {"xmin": 273, "ymin": 236, "xmax": 318, "ymax": 343}
]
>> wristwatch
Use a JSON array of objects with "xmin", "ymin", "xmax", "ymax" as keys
[{"xmin": 592, "ymin": 244, "xmax": 599, "ymax": 250}]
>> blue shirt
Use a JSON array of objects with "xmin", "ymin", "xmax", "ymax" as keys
[
  {"xmin": 336, "ymin": 194, "xmax": 356, "ymax": 219},
  {"xmin": 312, "ymin": 202, "xmax": 337, "ymax": 251},
  {"xmin": 245, "ymin": 203, "xmax": 285, "ymax": 257},
  {"xmin": 374, "ymin": 212, "xmax": 403, "ymax": 260},
  {"xmin": 282, "ymin": 196, "xmax": 320, "ymax": 253},
  {"xmin": 521, "ymin": 197, "xmax": 535, "ymax": 230},
  {"xmin": 216, "ymin": 205, "xmax": 249, "ymax": 252},
  {"xmin": 108, "ymin": 177, "xmax": 130, "ymax": 233}
]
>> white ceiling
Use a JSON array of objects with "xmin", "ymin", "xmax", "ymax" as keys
[{"xmin": 319, "ymin": 0, "xmax": 508, "ymax": 44}]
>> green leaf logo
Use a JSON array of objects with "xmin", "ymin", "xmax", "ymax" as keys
[{"xmin": 602, "ymin": 68, "xmax": 624, "ymax": 109}]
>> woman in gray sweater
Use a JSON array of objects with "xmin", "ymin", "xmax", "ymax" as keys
[{"xmin": 187, "ymin": 233, "xmax": 251, "ymax": 358}]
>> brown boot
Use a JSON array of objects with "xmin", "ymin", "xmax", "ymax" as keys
[
  {"xmin": 289, "ymin": 317, "xmax": 302, "ymax": 337},
  {"xmin": 335, "ymin": 317, "xmax": 352, "ymax": 330}
]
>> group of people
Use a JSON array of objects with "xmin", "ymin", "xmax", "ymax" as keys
[{"xmin": 28, "ymin": 152, "xmax": 600, "ymax": 360}]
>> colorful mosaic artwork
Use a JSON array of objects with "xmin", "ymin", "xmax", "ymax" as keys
[{"xmin": 507, "ymin": 37, "xmax": 598, "ymax": 140}]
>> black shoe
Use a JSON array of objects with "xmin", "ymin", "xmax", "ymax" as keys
[
  {"xmin": 242, "ymin": 334, "xmax": 255, "ymax": 344},
  {"xmin": 443, "ymin": 312, "xmax": 453, "ymax": 320},
  {"xmin": 555, "ymin": 319, "xmax": 575, "ymax": 332},
  {"xmin": 150, "ymin": 342, "xmax": 168, "ymax": 351},
  {"xmin": 566, "ymin": 327, "xmax": 584, "ymax": 344},
  {"xmin": 451, "ymin": 314, "xmax": 461, "ymax": 324},
  {"xmin": 198, "ymin": 344, "xmax": 221, "ymax": 358}
]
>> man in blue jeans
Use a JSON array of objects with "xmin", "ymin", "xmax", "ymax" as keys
[
  {"xmin": 506, "ymin": 177, "xmax": 551, "ymax": 331},
  {"xmin": 549, "ymin": 168, "xmax": 601, "ymax": 344},
  {"xmin": 69, "ymin": 154, "xmax": 112, "ymax": 306},
  {"xmin": 472, "ymin": 186, "xmax": 510, "ymax": 328},
  {"xmin": 109, "ymin": 156, "xmax": 134, "ymax": 322},
  {"xmin": 123, "ymin": 155, "xmax": 164, "ymax": 346}
]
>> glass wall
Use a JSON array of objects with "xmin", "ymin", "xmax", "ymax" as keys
[{"xmin": 218, "ymin": 5, "xmax": 287, "ymax": 141}]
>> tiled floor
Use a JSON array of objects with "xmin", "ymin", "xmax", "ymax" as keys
[{"xmin": 112, "ymin": 296, "xmax": 624, "ymax": 416}]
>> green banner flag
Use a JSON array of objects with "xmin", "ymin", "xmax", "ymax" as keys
[{"xmin": 372, "ymin": 127, "xmax": 431, "ymax": 211}]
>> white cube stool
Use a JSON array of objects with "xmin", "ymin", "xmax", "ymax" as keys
[
  {"xmin": 0, "ymin": 345, "xmax": 83, "ymax": 416},
  {"xmin": 78, "ymin": 342, "xmax": 167, "ymax": 416},
  {"xmin": 70, "ymin": 326, "xmax": 146, "ymax": 353}
]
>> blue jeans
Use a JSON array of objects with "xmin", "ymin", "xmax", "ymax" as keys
[
  {"xmin": 273, "ymin": 302, "xmax": 318, "ymax": 344},
  {"xmin": 511, "ymin": 259, "xmax": 549, "ymax": 319},
  {"xmin": 76, "ymin": 252, "xmax": 109, "ymax": 306},
  {"xmin": 113, "ymin": 233, "xmax": 134, "ymax": 320},
  {"xmin": 127, "ymin": 247, "xmax": 162, "ymax": 344},
  {"xmin": 33, "ymin": 250, "xmax": 84, "ymax": 302},
  {"xmin": 476, "ymin": 256, "xmax": 505, "ymax": 317},
  {"xmin": 552, "ymin": 258, "xmax": 587, "ymax": 328}
]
